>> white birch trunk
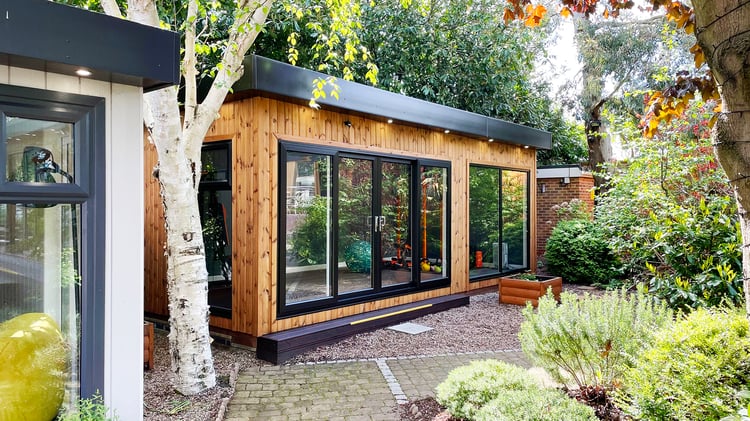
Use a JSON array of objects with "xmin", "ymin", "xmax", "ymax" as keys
[
  {"xmin": 103, "ymin": 0, "xmax": 274, "ymax": 394},
  {"xmin": 692, "ymin": 0, "xmax": 750, "ymax": 316}
]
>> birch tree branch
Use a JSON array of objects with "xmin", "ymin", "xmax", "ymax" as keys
[{"xmin": 100, "ymin": 0, "xmax": 123, "ymax": 18}]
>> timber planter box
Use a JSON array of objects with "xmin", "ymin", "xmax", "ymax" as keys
[{"xmin": 499, "ymin": 274, "xmax": 562, "ymax": 307}]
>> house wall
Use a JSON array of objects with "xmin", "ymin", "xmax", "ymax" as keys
[
  {"xmin": 535, "ymin": 174, "xmax": 594, "ymax": 259},
  {"xmin": 144, "ymin": 95, "xmax": 537, "ymax": 340},
  {"xmin": 1, "ymin": 66, "xmax": 145, "ymax": 420}
]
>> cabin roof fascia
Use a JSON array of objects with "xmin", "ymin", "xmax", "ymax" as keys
[
  {"xmin": 233, "ymin": 55, "xmax": 552, "ymax": 150},
  {"xmin": 0, "ymin": 0, "xmax": 180, "ymax": 92}
]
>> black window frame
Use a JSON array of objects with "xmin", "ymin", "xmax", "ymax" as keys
[
  {"xmin": 277, "ymin": 141, "xmax": 451, "ymax": 318},
  {"xmin": 198, "ymin": 140, "xmax": 233, "ymax": 318},
  {"xmin": 0, "ymin": 83, "xmax": 105, "ymax": 398},
  {"xmin": 468, "ymin": 164, "xmax": 531, "ymax": 282}
]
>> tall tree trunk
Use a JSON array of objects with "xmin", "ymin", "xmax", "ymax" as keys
[
  {"xmin": 145, "ymin": 86, "xmax": 217, "ymax": 394},
  {"xmin": 693, "ymin": 0, "xmax": 750, "ymax": 316},
  {"xmin": 586, "ymin": 102, "xmax": 610, "ymax": 188}
]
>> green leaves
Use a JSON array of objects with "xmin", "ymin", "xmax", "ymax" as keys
[
  {"xmin": 519, "ymin": 289, "xmax": 673, "ymax": 390},
  {"xmin": 618, "ymin": 308, "xmax": 750, "ymax": 420}
]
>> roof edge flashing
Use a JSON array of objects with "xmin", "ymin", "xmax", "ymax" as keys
[{"xmin": 237, "ymin": 55, "xmax": 552, "ymax": 150}]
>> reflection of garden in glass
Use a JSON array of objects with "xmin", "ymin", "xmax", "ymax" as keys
[
  {"xmin": 469, "ymin": 166, "xmax": 529, "ymax": 279},
  {"xmin": 469, "ymin": 167, "xmax": 501, "ymax": 275},
  {"xmin": 337, "ymin": 157, "xmax": 374, "ymax": 294},
  {"xmin": 380, "ymin": 162, "xmax": 411, "ymax": 287},
  {"xmin": 420, "ymin": 166, "xmax": 448, "ymax": 281},
  {"xmin": 502, "ymin": 170, "xmax": 528, "ymax": 268},
  {"xmin": 0, "ymin": 203, "xmax": 82, "ymax": 411},
  {"xmin": 285, "ymin": 153, "xmax": 333, "ymax": 304}
]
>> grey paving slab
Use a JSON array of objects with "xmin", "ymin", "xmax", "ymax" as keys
[
  {"xmin": 224, "ymin": 351, "xmax": 530, "ymax": 421},
  {"xmin": 225, "ymin": 361, "xmax": 399, "ymax": 421},
  {"xmin": 386, "ymin": 351, "xmax": 530, "ymax": 401}
]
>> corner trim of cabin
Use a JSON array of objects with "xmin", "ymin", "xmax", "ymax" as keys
[{"xmin": 256, "ymin": 293, "xmax": 470, "ymax": 364}]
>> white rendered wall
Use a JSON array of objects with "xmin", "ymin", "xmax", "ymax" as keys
[{"xmin": 0, "ymin": 65, "xmax": 145, "ymax": 420}]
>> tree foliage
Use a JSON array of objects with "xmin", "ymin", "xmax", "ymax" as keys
[
  {"xmin": 254, "ymin": 0, "xmax": 588, "ymax": 165},
  {"xmin": 596, "ymin": 101, "xmax": 743, "ymax": 310}
]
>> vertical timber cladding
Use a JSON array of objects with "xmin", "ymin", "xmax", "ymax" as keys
[
  {"xmin": 143, "ymin": 95, "xmax": 538, "ymax": 340},
  {"xmin": 237, "ymin": 96, "xmax": 536, "ymax": 337}
]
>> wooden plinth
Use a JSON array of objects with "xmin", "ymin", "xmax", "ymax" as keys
[{"xmin": 144, "ymin": 321, "xmax": 154, "ymax": 370}]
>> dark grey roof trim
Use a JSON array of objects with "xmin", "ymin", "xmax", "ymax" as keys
[
  {"xmin": 0, "ymin": 0, "xmax": 179, "ymax": 92},
  {"xmin": 236, "ymin": 55, "xmax": 552, "ymax": 150}
]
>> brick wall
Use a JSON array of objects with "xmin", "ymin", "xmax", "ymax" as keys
[{"xmin": 536, "ymin": 174, "xmax": 595, "ymax": 259}]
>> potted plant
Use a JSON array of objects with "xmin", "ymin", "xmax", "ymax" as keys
[{"xmin": 498, "ymin": 272, "xmax": 562, "ymax": 306}]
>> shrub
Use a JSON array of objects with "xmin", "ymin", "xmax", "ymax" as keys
[
  {"xmin": 544, "ymin": 219, "xmax": 620, "ymax": 285},
  {"xmin": 435, "ymin": 359, "xmax": 537, "ymax": 420},
  {"xmin": 57, "ymin": 393, "xmax": 118, "ymax": 421},
  {"xmin": 617, "ymin": 308, "xmax": 750, "ymax": 421},
  {"xmin": 595, "ymin": 120, "xmax": 741, "ymax": 310},
  {"xmin": 474, "ymin": 388, "xmax": 597, "ymax": 421},
  {"xmin": 642, "ymin": 197, "xmax": 742, "ymax": 311},
  {"xmin": 519, "ymin": 289, "xmax": 673, "ymax": 390}
]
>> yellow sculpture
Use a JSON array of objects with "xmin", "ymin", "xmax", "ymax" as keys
[{"xmin": 0, "ymin": 313, "xmax": 67, "ymax": 421}]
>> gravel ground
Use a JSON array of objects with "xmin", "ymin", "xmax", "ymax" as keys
[{"xmin": 144, "ymin": 286, "xmax": 600, "ymax": 420}]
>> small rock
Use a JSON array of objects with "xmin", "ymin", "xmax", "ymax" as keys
[{"xmin": 410, "ymin": 404, "xmax": 419, "ymax": 415}]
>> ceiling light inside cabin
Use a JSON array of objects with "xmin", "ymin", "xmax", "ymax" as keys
[{"xmin": 76, "ymin": 68, "xmax": 92, "ymax": 77}]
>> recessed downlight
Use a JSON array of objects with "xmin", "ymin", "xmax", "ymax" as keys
[{"xmin": 76, "ymin": 68, "xmax": 92, "ymax": 77}]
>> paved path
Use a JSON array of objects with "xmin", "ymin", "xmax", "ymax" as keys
[{"xmin": 224, "ymin": 350, "xmax": 529, "ymax": 421}]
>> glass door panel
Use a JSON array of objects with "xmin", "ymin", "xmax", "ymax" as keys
[
  {"xmin": 469, "ymin": 166, "xmax": 501, "ymax": 277},
  {"xmin": 337, "ymin": 157, "xmax": 374, "ymax": 294},
  {"xmin": 420, "ymin": 166, "xmax": 448, "ymax": 281},
  {"xmin": 285, "ymin": 153, "xmax": 333, "ymax": 304},
  {"xmin": 502, "ymin": 170, "xmax": 529, "ymax": 270},
  {"xmin": 380, "ymin": 162, "xmax": 412, "ymax": 287}
]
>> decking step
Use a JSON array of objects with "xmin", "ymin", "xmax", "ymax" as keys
[{"xmin": 256, "ymin": 294, "xmax": 470, "ymax": 364}]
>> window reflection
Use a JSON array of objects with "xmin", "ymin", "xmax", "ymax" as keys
[
  {"xmin": 285, "ymin": 153, "xmax": 333, "ymax": 304},
  {"xmin": 469, "ymin": 166, "xmax": 529, "ymax": 279},
  {"xmin": 6, "ymin": 117, "xmax": 74, "ymax": 184},
  {"xmin": 0, "ymin": 203, "xmax": 81, "ymax": 409},
  {"xmin": 420, "ymin": 166, "xmax": 448, "ymax": 281}
]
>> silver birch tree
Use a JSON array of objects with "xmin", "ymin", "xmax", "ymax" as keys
[
  {"xmin": 95, "ymin": 0, "xmax": 371, "ymax": 394},
  {"xmin": 100, "ymin": 0, "xmax": 274, "ymax": 394}
]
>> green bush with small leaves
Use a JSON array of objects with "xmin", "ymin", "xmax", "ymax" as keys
[
  {"xmin": 57, "ymin": 393, "xmax": 118, "ymax": 421},
  {"xmin": 435, "ymin": 359, "xmax": 537, "ymax": 420},
  {"xmin": 474, "ymin": 388, "xmax": 597, "ymax": 421},
  {"xmin": 617, "ymin": 308, "xmax": 750, "ymax": 421},
  {"xmin": 519, "ymin": 289, "xmax": 673, "ymax": 390},
  {"xmin": 544, "ymin": 219, "xmax": 620, "ymax": 285}
]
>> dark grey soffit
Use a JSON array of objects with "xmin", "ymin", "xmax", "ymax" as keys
[
  {"xmin": 236, "ymin": 55, "xmax": 552, "ymax": 150},
  {"xmin": 0, "ymin": 0, "xmax": 179, "ymax": 92}
]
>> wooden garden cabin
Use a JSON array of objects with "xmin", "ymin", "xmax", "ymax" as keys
[{"xmin": 144, "ymin": 55, "xmax": 551, "ymax": 363}]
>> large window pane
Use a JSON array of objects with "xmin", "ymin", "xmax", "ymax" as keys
[
  {"xmin": 420, "ymin": 166, "xmax": 448, "ymax": 281},
  {"xmin": 380, "ymin": 162, "xmax": 412, "ymax": 287},
  {"xmin": 469, "ymin": 166, "xmax": 529, "ymax": 280},
  {"xmin": 337, "ymin": 157, "xmax": 373, "ymax": 294},
  {"xmin": 285, "ymin": 153, "xmax": 333, "ymax": 303},
  {"xmin": 6, "ymin": 117, "xmax": 74, "ymax": 184},
  {"xmin": 502, "ymin": 170, "xmax": 528, "ymax": 269},
  {"xmin": 469, "ymin": 166, "xmax": 501, "ymax": 277},
  {"xmin": 0, "ymin": 203, "xmax": 81, "ymax": 408}
]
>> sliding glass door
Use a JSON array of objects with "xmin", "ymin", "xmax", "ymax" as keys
[{"xmin": 279, "ymin": 142, "xmax": 449, "ymax": 317}]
